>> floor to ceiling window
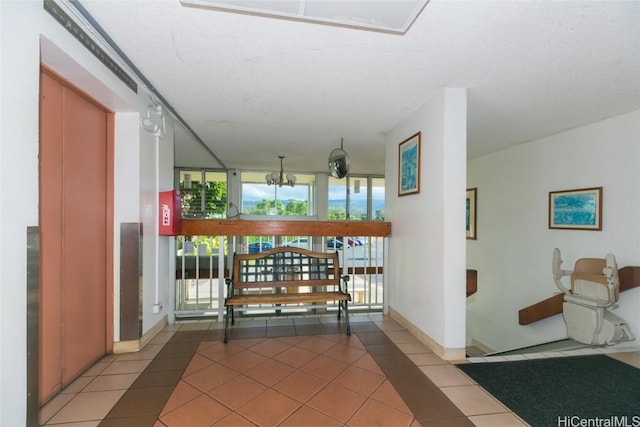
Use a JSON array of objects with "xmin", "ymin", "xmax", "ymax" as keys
[
  {"xmin": 328, "ymin": 175, "xmax": 385, "ymax": 221},
  {"xmin": 177, "ymin": 170, "xmax": 227, "ymax": 219},
  {"xmin": 240, "ymin": 171, "xmax": 316, "ymax": 217}
]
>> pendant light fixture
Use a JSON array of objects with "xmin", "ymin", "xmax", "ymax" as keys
[{"xmin": 265, "ymin": 156, "xmax": 296, "ymax": 187}]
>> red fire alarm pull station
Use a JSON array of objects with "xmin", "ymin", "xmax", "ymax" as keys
[{"xmin": 159, "ymin": 190, "xmax": 182, "ymax": 235}]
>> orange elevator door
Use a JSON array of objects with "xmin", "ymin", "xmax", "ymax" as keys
[{"xmin": 39, "ymin": 70, "xmax": 109, "ymax": 404}]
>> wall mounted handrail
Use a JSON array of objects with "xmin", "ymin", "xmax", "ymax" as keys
[{"xmin": 180, "ymin": 219, "xmax": 391, "ymax": 237}]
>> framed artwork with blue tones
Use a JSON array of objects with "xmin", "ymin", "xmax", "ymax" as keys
[
  {"xmin": 549, "ymin": 187, "xmax": 602, "ymax": 230},
  {"xmin": 398, "ymin": 132, "xmax": 420, "ymax": 196},
  {"xmin": 466, "ymin": 188, "xmax": 477, "ymax": 239}
]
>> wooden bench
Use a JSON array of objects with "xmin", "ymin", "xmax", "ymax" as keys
[{"xmin": 224, "ymin": 246, "xmax": 351, "ymax": 343}]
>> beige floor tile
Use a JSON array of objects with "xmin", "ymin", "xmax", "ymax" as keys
[
  {"xmin": 407, "ymin": 353, "xmax": 447, "ymax": 366},
  {"xmin": 385, "ymin": 330, "xmax": 421, "ymax": 344},
  {"xmin": 100, "ymin": 359, "xmax": 151, "ymax": 375},
  {"xmin": 60, "ymin": 376, "xmax": 94, "ymax": 394},
  {"xmin": 83, "ymin": 373, "xmax": 139, "ymax": 392},
  {"xmin": 47, "ymin": 390, "xmax": 127, "ymax": 424},
  {"xmin": 45, "ymin": 421, "xmax": 101, "ymax": 427},
  {"xmin": 374, "ymin": 320, "xmax": 407, "ymax": 332},
  {"xmin": 469, "ymin": 412, "xmax": 529, "ymax": 426},
  {"xmin": 149, "ymin": 331, "xmax": 175, "ymax": 344},
  {"xmin": 419, "ymin": 365, "xmax": 475, "ymax": 387},
  {"xmin": 99, "ymin": 354, "xmax": 119, "ymax": 362},
  {"xmin": 40, "ymin": 393, "xmax": 75, "ymax": 425},
  {"xmin": 81, "ymin": 362, "xmax": 111, "ymax": 377},
  {"xmin": 116, "ymin": 343, "xmax": 163, "ymax": 361},
  {"xmin": 441, "ymin": 385, "xmax": 508, "ymax": 416}
]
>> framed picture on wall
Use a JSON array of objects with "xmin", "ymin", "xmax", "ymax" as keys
[
  {"xmin": 398, "ymin": 132, "xmax": 421, "ymax": 196},
  {"xmin": 466, "ymin": 188, "xmax": 477, "ymax": 240},
  {"xmin": 549, "ymin": 186, "xmax": 602, "ymax": 230}
]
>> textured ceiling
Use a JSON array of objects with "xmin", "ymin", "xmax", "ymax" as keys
[{"xmin": 78, "ymin": 0, "xmax": 640, "ymax": 175}]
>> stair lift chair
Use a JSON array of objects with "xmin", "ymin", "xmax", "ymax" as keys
[{"xmin": 552, "ymin": 248, "xmax": 634, "ymax": 345}]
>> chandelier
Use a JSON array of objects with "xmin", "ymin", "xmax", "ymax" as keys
[{"xmin": 265, "ymin": 156, "xmax": 296, "ymax": 187}]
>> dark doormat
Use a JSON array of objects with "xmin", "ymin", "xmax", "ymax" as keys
[{"xmin": 457, "ymin": 354, "xmax": 640, "ymax": 427}]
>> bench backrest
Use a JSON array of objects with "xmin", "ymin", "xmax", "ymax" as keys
[{"xmin": 231, "ymin": 247, "xmax": 341, "ymax": 291}]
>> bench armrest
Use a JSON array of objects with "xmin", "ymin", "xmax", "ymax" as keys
[
  {"xmin": 340, "ymin": 274, "xmax": 350, "ymax": 293},
  {"xmin": 225, "ymin": 278, "xmax": 233, "ymax": 295}
]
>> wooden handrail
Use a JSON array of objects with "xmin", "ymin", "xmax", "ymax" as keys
[
  {"xmin": 180, "ymin": 219, "xmax": 391, "ymax": 237},
  {"xmin": 518, "ymin": 266, "xmax": 640, "ymax": 325},
  {"xmin": 467, "ymin": 269, "xmax": 478, "ymax": 297}
]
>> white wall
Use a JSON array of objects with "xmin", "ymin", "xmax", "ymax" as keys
[
  {"xmin": 0, "ymin": 2, "xmax": 175, "ymax": 424},
  {"xmin": 467, "ymin": 110, "xmax": 640, "ymax": 352},
  {"xmin": 385, "ymin": 88, "xmax": 467, "ymax": 355}
]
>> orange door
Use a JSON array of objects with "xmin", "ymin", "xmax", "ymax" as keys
[{"xmin": 39, "ymin": 69, "xmax": 111, "ymax": 403}]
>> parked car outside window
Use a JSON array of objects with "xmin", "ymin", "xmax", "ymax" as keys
[
  {"xmin": 285, "ymin": 238, "xmax": 310, "ymax": 250},
  {"xmin": 326, "ymin": 238, "xmax": 348, "ymax": 249},
  {"xmin": 248, "ymin": 242, "xmax": 274, "ymax": 253}
]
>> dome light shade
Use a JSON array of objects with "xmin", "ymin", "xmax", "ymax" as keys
[{"xmin": 266, "ymin": 156, "xmax": 296, "ymax": 187}]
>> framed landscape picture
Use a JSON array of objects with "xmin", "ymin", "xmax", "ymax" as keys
[
  {"xmin": 466, "ymin": 188, "xmax": 477, "ymax": 240},
  {"xmin": 398, "ymin": 132, "xmax": 420, "ymax": 196},
  {"xmin": 549, "ymin": 187, "xmax": 602, "ymax": 230}
]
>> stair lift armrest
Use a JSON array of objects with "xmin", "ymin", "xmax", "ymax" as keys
[
  {"xmin": 602, "ymin": 257, "xmax": 619, "ymax": 304},
  {"xmin": 552, "ymin": 248, "xmax": 573, "ymax": 295}
]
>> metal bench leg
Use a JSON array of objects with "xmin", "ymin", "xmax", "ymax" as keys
[
  {"xmin": 231, "ymin": 304, "xmax": 235, "ymax": 325},
  {"xmin": 337, "ymin": 300, "xmax": 342, "ymax": 319},
  {"xmin": 224, "ymin": 305, "xmax": 231, "ymax": 343},
  {"xmin": 344, "ymin": 300, "xmax": 351, "ymax": 336}
]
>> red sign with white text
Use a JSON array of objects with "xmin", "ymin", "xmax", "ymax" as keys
[{"xmin": 159, "ymin": 190, "xmax": 182, "ymax": 236}]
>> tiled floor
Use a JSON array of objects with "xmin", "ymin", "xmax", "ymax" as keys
[{"xmin": 39, "ymin": 313, "xmax": 640, "ymax": 427}]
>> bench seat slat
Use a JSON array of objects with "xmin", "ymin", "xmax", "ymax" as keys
[
  {"xmin": 234, "ymin": 280, "xmax": 339, "ymax": 289},
  {"xmin": 226, "ymin": 291, "xmax": 350, "ymax": 305}
]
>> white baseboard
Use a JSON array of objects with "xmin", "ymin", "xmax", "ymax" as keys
[
  {"xmin": 113, "ymin": 315, "xmax": 168, "ymax": 354},
  {"xmin": 388, "ymin": 307, "xmax": 466, "ymax": 360}
]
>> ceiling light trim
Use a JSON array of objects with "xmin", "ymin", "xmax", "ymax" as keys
[{"xmin": 180, "ymin": 0, "xmax": 429, "ymax": 34}]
